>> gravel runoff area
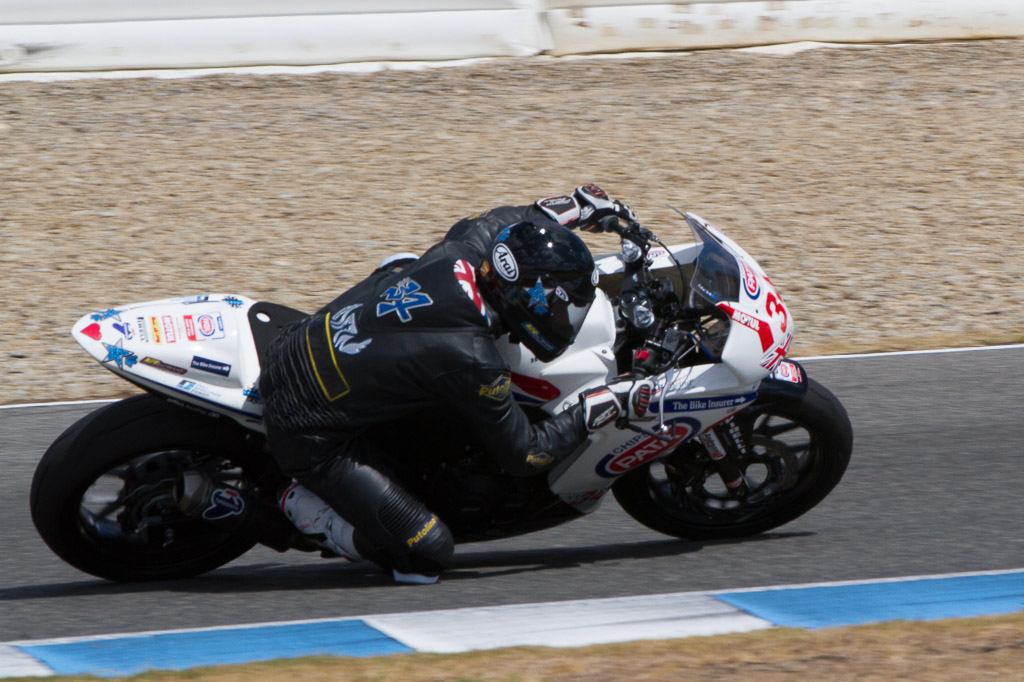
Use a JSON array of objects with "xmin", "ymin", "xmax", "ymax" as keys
[{"xmin": 2, "ymin": 39, "xmax": 1023, "ymax": 405}]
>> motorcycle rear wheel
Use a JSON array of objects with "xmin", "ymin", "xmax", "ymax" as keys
[
  {"xmin": 612, "ymin": 378, "xmax": 853, "ymax": 540},
  {"xmin": 30, "ymin": 395, "xmax": 265, "ymax": 582}
]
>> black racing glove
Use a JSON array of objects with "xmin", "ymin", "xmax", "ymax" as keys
[
  {"xmin": 573, "ymin": 184, "xmax": 637, "ymax": 233},
  {"xmin": 578, "ymin": 377, "xmax": 655, "ymax": 432}
]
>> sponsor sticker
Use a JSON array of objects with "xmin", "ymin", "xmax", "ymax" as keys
[
  {"xmin": 772, "ymin": 359, "xmax": 803, "ymax": 384},
  {"xmin": 141, "ymin": 356, "xmax": 188, "ymax": 375},
  {"xmin": 562, "ymin": 489, "xmax": 607, "ymax": 508},
  {"xmin": 183, "ymin": 315, "xmax": 197, "ymax": 341},
  {"xmin": 202, "ymin": 488, "xmax": 245, "ymax": 520},
  {"xmin": 150, "ymin": 316, "xmax": 162, "ymax": 344},
  {"xmin": 595, "ymin": 418, "xmax": 699, "ymax": 478},
  {"xmin": 478, "ymin": 374, "xmax": 512, "ymax": 401},
  {"xmin": 406, "ymin": 514, "xmax": 438, "ymax": 548},
  {"xmin": 521, "ymin": 322, "xmax": 556, "ymax": 351},
  {"xmin": 719, "ymin": 303, "xmax": 775, "ymax": 353},
  {"xmin": 191, "ymin": 355, "xmax": 231, "ymax": 377},
  {"xmin": 177, "ymin": 379, "xmax": 222, "ymax": 400},
  {"xmin": 492, "ymin": 243, "xmax": 519, "ymax": 281},
  {"xmin": 112, "ymin": 320, "xmax": 133, "ymax": 340},
  {"xmin": 196, "ymin": 313, "xmax": 226, "ymax": 340},
  {"xmin": 526, "ymin": 451, "xmax": 555, "ymax": 468},
  {"xmin": 135, "ymin": 316, "xmax": 149, "ymax": 343},
  {"xmin": 161, "ymin": 315, "xmax": 177, "ymax": 343},
  {"xmin": 657, "ymin": 392, "xmax": 758, "ymax": 413},
  {"xmin": 536, "ymin": 195, "xmax": 581, "ymax": 226},
  {"xmin": 741, "ymin": 261, "xmax": 761, "ymax": 299}
]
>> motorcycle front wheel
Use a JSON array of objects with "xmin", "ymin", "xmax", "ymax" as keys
[
  {"xmin": 30, "ymin": 395, "xmax": 268, "ymax": 582},
  {"xmin": 612, "ymin": 378, "xmax": 853, "ymax": 540}
]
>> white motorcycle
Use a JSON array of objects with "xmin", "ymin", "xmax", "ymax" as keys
[{"xmin": 31, "ymin": 209, "xmax": 852, "ymax": 582}]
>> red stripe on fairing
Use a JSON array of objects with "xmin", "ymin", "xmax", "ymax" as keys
[{"xmin": 511, "ymin": 372, "xmax": 561, "ymax": 401}]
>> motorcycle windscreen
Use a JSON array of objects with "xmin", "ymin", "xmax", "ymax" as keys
[
  {"xmin": 687, "ymin": 222, "xmax": 741, "ymax": 307},
  {"xmin": 682, "ymin": 215, "xmax": 742, "ymax": 362}
]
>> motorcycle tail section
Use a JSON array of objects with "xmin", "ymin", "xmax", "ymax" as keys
[{"xmin": 71, "ymin": 294, "xmax": 265, "ymax": 427}]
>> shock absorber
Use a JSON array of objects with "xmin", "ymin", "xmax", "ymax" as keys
[{"xmin": 698, "ymin": 421, "xmax": 750, "ymax": 499}]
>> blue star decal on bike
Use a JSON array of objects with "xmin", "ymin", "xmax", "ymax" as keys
[
  {"xmin": 526, "ymin": 279, "xmax": 548, "ymax": 315},
  {"xmin": 376, "ymin": 278, "xmax": 433, "ymax": 323},
  {"xmin": 101, "ymin": 339, "xmax": 138, "ymax": 369},
  {"xmin": 90, "ymin": 308, "xmax": 122, "ymax": 322}
]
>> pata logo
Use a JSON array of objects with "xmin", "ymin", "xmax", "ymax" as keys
[{"xmin": 493, "ymin": 244, "xmax": 519, "ymax": 281}]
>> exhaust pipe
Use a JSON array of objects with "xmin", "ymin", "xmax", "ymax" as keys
[{"xmin": 174, "ymin": 470, "xmax": 295, "ymax": 552}]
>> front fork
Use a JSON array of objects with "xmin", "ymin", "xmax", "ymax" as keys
[{"xmin": 698, "ymin": 418, "xmax": 750, "ymax": 499}]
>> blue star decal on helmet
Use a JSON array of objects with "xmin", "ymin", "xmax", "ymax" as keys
[
  {"xmin": 526, "ymin": 278, "xmax": 548, "ymax": 315},
  {"xmin": 101, "ymin": 339, "xmax": 138, "ymax": 369},
  {"xmin": 90, "ymin": 308, "xmax": 122, "ymax": 322}
]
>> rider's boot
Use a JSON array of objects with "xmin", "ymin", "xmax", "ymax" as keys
[{"xmin": 279, "ymin": 482, "xmax": 361, "ymax": 561}]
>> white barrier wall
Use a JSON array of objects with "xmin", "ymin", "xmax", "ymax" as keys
[
  {"xmin": 2, "ymin": 0, "xmax": 1024, "ymax": 72},
  {"xmin": 0, "ymin": 0, "xmax": 550, "ymax": 72},
  {"xmin": 544, "ymin": 0, "xmax": 1024, "ymax": 55}
]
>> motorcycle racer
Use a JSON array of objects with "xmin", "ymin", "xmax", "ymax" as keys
[{"xmin": 259, "ymin": 186, "xmax": 650, "ymax": 584}]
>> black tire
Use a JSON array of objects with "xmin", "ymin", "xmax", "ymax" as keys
[
  {"xmin": 612, "ymin": 378, "xmax": 853, "ymax": 540},
  {"xmin": 30, "ymin": 395, "xmax": 267, "ymax": 582}
]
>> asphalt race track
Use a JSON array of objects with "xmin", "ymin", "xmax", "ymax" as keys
[{"xmin": 1, "ymin": 347, "xmax": 1022, "ymax": 643}]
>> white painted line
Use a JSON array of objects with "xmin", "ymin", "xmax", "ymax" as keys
[
  {"xmin": 4, "ymin": 342, "xmax": 1019, "ymax": 405},
  {"xmin": 0, "ymin": 399, "xmax": 117, "ymax": 411},
  {"xmin": 703, "ymin": 566, "xmax": 1024, "ymax": 595},
  {"xmin": 795, "ymin": 343, "xmax": 1024, "ymax": 362}
]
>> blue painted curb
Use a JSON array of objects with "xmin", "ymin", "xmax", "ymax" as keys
[
  {"xmin": 18, "ymin": 620, "xmax": 412, "ymax": 677},
  {"xmin": 716, "ymin": 571, "xmax": 1024, "ymax": 629}
]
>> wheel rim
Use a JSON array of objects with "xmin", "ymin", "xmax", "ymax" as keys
[
  {"xmin": 646, "ymin": 408, "xmax": 822, "ymax": 528},
  {"xmin": 77, "ymin": 449, "xmax": 249, "ymax": 566}
]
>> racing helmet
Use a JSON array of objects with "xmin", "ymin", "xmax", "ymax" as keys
[{"xmin": 478, "ymin": 221, "xmax": 597, "ymax": 362}]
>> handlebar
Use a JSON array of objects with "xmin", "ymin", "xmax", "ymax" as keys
[{"xmin": 604, "ymin": 213, "xmax": 723, "ymax": 378}]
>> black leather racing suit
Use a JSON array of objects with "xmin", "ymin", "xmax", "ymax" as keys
[
  {"xmin": 260, "ymin": 229, "xmax": 588, "ymax": 575},
  {"xmin": 444, "ymin": 203, "xmax": 557, "ymax": 262}
]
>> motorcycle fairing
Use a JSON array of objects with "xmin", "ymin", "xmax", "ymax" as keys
[
  {"xmin": 71, "ymin": 294, "xmax": 265, "ymax": 427},
  {"xmin": 546, "ymin": 362, "xmax": 762, "ymax": 509},
  {"xmin": 535, "ymin": 216, "xmax": 795, "ymax": 512},
  {"xmin": 758, "ymin": 359, "xmax": 809, "ymax": 401},
  {"xmin": 684, "ymin": 212, "xmax": 794, "ymax": 384}
]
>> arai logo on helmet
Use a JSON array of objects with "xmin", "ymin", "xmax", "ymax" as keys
[{"xmin": 493, "ymin": 243, "xmax": 519, "ymax": 281}]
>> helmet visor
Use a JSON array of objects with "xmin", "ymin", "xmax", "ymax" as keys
[{"xmin": 513, "ymin": 273, "xmax": 594, "ymax": 360}]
